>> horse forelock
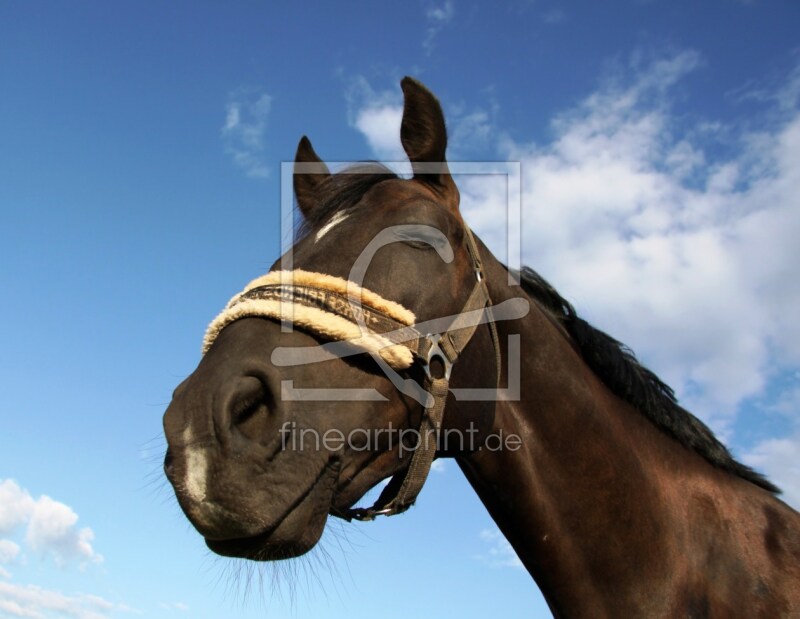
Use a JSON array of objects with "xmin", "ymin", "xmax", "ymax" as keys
[{"xmin": 296, "ymin": 163, "xmax": 398, "ymax": 240}]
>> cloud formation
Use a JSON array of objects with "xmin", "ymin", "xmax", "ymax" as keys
[
  {"xmin": 345, "ymin": 76, "xmax": 495, "ymax": 162},
  {"xmin": 743, "ymin": 382, "xmax": 800, "ymax": 508},
  {"xmin": 345, "ymin": 78, "xmax": 405, "ymax": 162},
  {"xmin": 745, "ymin": 435, "xmax": 800, "ymax": 508},
  {"xmin": 423, "ymin": 0, "xmax": 455, "ymax": 55},
  {"xmin": 478, "ymin": 528, "xmax": 524, "ymax": 569},
  {"xmin": 0, "ymin": 581, "xmax": 127, "ymax": 619},
  {"xmin": 0, "ymin": 540, "xmax": 20, "ymax": 565},
  {"xmin": 479, "ymin": 51, "xmax": 800, "ymax": 434},
  {"xmin": 222, "ymin": 89, "xmax": 272, "ymax": 178},
  {"xmin": 0, "ymin": 480, "xmax": 124, "ymax": 617},
  {"xmin": 0, "ymin": 479, "xmax": 102, "ymax": 568},
  {"xmin": 0, "ymin": 480, "xmax": 35, "ymax": 536}
]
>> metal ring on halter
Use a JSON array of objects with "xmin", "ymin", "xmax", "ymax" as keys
[
  {"xmin": 424, "ymin": 333, "xmax": 453, "ymax": 381},
  {"xmin": 348, "ymin": 506, "xmax": 394, "ymax": 522}
]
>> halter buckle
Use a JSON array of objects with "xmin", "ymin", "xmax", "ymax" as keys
[
  {"xmin": 348, "ymin": 506, "xmax": 395, "ymax": 521},
  {"xmin": 424, "ymin": 333, "xmax": 453, "ymax": 381}
]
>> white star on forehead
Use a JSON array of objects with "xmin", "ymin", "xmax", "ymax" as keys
[{"xmin": 315, "ymin": 210, "xmax": 351, "ymax": 242}]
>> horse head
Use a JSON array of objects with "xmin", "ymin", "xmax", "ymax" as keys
[{"xmin": 163, "ymin": 78, "xmax": 499, "ymax": 560}]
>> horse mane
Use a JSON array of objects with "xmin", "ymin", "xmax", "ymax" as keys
[
  {"xmin": 516, "ymin": 266, "xmax": 780, "ymax": 494},
  {"xmin": 297, "ymin": 163, "xmax": 398, "ymax": 239}
]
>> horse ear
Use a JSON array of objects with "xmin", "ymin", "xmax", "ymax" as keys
[
  {"xmin": 400, "ymin": 77, "xmax": 459, "ymax": 211},
  {"xmin": 294, "ymin": 136, "xmax": 331, "ymax": 218}
]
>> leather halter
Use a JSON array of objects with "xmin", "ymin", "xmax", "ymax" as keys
[
  {"xmin": 205, "ymin": 226, "xmax": 501, "ymax": 520},
  {"xmin": 344, "ymin": 226, "xmax": 501, "ymax": 520}
]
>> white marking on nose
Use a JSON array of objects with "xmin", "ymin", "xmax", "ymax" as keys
[
  {"xmin": 185, "ymin": 446, "xmax": 208, "ymax": 503},
  {"xmin": 182, "ymin": 427, "xmax": 208, "ymax": 503},
  {"xmin": 315, "ymin": 211, "xmax": 350, "ymax": 242}
]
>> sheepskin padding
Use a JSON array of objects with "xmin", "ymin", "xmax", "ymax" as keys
[
  {"xmin": 203, "ymin": 270, "xmax": 417, "ymax": 369},
  {"xmin": 238, "ymin": 270, "xmax": 416, "ymax": 324}
]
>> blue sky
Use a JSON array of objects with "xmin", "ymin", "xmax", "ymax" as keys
[{"xmin": 1, "ymin": 1, "xmax": 799, "ymax": 617}]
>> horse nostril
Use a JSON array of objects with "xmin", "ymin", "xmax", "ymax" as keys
[
  {"xmin": 230, "ymin": 377, "xmax": 269, "ymax": 431},
  {"xmin": 164, "ymin": 448, "xmax": 174, "ymax": 478},
  {"xmin": 233, "ymin": 397, "xmax": 267, "ymax": 427}
]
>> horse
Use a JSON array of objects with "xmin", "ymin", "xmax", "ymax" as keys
[{"xmin": 163, "ymin": 77, "xmax": 800, "ymax": 617}]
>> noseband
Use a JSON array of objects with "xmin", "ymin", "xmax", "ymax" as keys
[{"xmin": 203, "ymin": 227, "xmax": 500, "ymax": 520}]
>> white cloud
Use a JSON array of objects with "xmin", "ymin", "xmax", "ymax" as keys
[
  {"xmin": 729, "ymin": 59, "xmax": 800, "ymax": 114},
  {"xmin": 458, "ymin": 51, "xmax": 800, "ymax": 435},
  {"xmin": 427, "ymin": 0, "xmax": 455, "ymax": 23},
  {"xmin": 0, "ymin": 540, "xmax": 20, "ymax": 565},
  {"xmin": 742, "ymin": 379, "xmax": 800, "ymax": 505},
  {"xmin": 744, "ymin": 435, "xmax": 800, "ymax": 509},
  {"xmin": 448, "ymin": 107, "xmax": 495, "ymax": 156},
  {"xmin": 0, "ymin": 483, "xmax": 117, "ymax": 616},
  {"xmin": 477, "ymin": 528, "xmax": 524, "ymax": 569},
  {"xmin": 221, "ymin": 89, "xmax": 272, "ymax": 178},
  {"xmin": 346, "ymin": 76, "xmax": 497, "ymax": 163},
  {"xmin": 345, "ymin": 77, "xmax": 406, "ymax": 161},
  {"xmin": 767, "ymin": 381, "xmax": 800, "ymax": 418},
  {"xmin": 0, "ymin": 479, "xmax": 102, "ymax": 568},
  {"xmin": 0, "ymin": 534, "xmax": 20, "ymax": 580},
  {"xmin": 0, "ymin": 481, "xmax": 35, "ymax": 535},
  {"xmin": 26, "ymin": 496, "xmax": 102, "ymax": 567},
  {"xmin": 423, "ymin": 0, "xmax": 455, "ymax": 55},
  {"xmin": 355, "ymin": 105, "xmax": 404, "ymax": 161},
  {"xmin": 0, "ymin": 582, "xmax": 127, "ymax": 619}
]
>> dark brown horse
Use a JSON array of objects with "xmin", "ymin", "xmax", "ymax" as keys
[{"xmin": 163, "ymin": 78, "xmax": 800, "ymax": 617}]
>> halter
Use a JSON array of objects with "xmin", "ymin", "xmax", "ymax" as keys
[{"xmin": 203, "ymin": 227, "xmax": 501, "ymax": 520}]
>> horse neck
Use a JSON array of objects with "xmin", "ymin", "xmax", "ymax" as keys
[{"xmin": 455, "ymin": 254, "xmax": 796, "ymax": 616}]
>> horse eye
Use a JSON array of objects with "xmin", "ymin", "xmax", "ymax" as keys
[
  {"xmin": 394, "ymin": 229, "xmax": 448, "ymax": 251},
  {"xmin": 403, "ymin": 239, "xmax": 437, "ymax": 251}
]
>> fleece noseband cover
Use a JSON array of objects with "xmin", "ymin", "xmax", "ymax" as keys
[{"xmin": 202, "ymin": 270, "xmax": 417, "ymax": 369}]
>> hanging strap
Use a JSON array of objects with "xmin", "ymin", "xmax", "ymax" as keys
[{"xmin": 344, "ymin": 227, "xmax": 501, "ymax": 521}]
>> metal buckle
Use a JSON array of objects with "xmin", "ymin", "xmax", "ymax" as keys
[
  {"xmin": 349, "ymin": 506, "xmax": 394, "ymax": 521},
  {"xmin": 424, "ymin": 333, "xmax": 453, "ymax": 380}
]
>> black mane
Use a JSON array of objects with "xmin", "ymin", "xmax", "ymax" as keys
[
  {"xmin": 297, "ymin": 163, "xmax": 398, "ymax": 239},
  {"xmin": 517, "ymin": 266, "xmax": 779, "ymax": 494}
]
